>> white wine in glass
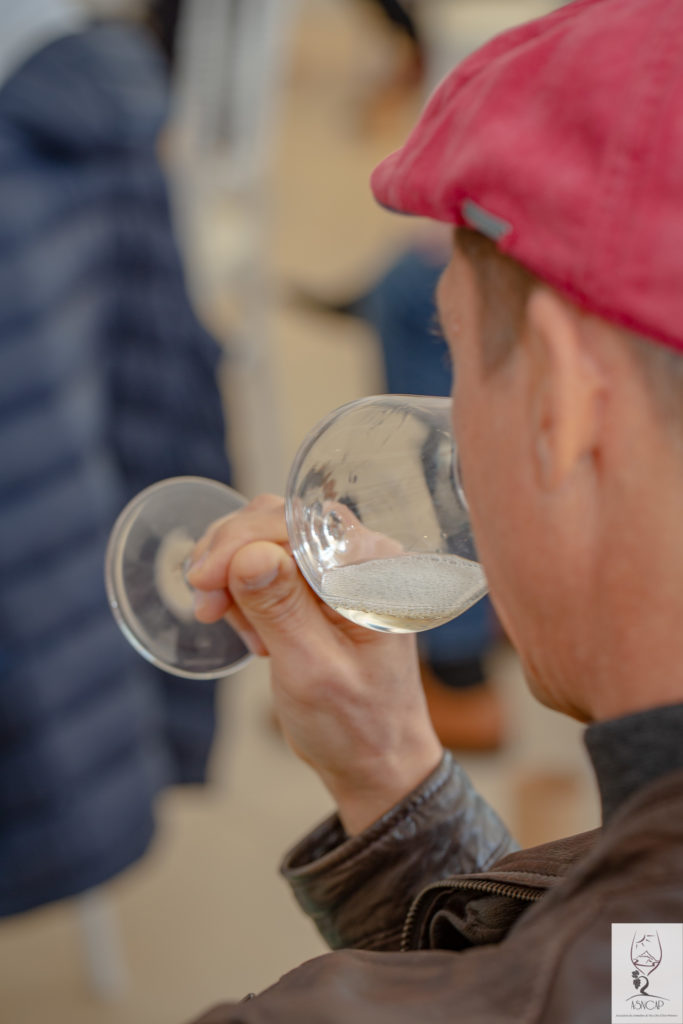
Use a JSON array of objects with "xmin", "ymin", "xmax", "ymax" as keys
[{"xmin": 319, "ymin": 553, "xmax": 486, "ymax": 633}]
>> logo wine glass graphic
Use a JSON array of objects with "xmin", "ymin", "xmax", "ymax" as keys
[{"xmin": 630, "ymin": 931, "xmax": 665, "ymax": 1000}]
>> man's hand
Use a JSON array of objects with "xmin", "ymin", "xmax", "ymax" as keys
[{"xmin": 186, "ymin": 494, "xmax": 443, "ymax": 835}]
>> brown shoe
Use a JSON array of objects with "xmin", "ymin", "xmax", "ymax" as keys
[{"xmin": 420, "ymin": 661, "xmax": 506, "ymax": 753}]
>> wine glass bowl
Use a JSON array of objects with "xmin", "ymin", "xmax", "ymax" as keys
[
  {"xmin": 285, "ymin": 395, "xmax": 487, "ymax": 633},
  {"xmin": 631, "ymin": 931, "xmax": 663, "ymax": 976}
]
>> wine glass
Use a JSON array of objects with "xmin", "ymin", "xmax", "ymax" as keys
[
  {"xmin": 631, "ymin": 931, "xmax": 663, "ymax": 976},
  {"xmin": 105, "ymin": 395, "xmax": 487, "ymax": 678}
]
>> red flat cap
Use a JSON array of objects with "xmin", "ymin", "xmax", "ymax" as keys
[{"xmin": 371, "ymin": 0, "xmax": 683, "ymax": 352}]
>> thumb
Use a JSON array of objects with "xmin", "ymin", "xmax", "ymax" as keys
[{"xmin": 228, "ymin": 540, "xmax": 325, "ymax": 649}]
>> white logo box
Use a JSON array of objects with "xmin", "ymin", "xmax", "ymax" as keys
[{"xmin": 612, "ymin": 923, "xmax": 683, "ymax": 1023}]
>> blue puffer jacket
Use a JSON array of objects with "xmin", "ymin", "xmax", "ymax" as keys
[{"xmin": 0, "ymin": 23, "xmax": 233, "ymax": 916}]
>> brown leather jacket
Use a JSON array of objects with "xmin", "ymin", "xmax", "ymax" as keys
[{"xmin": 190, "ymin": 753, "xmax": 683, "ymax": 1023}]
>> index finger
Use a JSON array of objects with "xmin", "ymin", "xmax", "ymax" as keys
[{"xmin": 186, "ymin": 493, "xmax": 289, "ymax": 592}]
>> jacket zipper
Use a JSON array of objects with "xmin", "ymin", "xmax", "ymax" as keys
[{"xmin": 400, "ymin": 877, "xmax": 545, "ymax": 952}]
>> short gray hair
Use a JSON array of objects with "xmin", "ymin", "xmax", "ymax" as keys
[{"xmin": 455, "ymin": 227, "xmax": 683, "ymax": 428}]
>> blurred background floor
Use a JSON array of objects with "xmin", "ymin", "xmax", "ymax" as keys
[{"xmin": 0, "ymin": 2, "xmax": 598, "ymax": 1022}]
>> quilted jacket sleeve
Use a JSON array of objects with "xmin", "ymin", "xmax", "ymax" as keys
[{"xmin": 0, "ymin": 23, "xmax": 229, "ymax": 915}]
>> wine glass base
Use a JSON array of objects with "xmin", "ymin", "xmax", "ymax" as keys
[{"xmin": 106, "ymin": 477, "xmax": 252, "ymax": 679}]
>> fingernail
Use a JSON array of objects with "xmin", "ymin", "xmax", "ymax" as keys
[
  {"xmin": 189, "ymin": 550, "xmax": 208, "ymax": 571},
  {"xmin": 185, "ymin": 552, "xmax": 208, "ymax": 583},
  {"xmin": 192, "ymin": 590, "xmax": 209, "ymax": 614},
  {"xmin": 241, "ymin": 566, "xmax": 279, "ymax": 591}
]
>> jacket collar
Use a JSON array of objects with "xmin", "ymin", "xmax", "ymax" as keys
[{"xmin": 585, "ymin": 702, "xmax": 683, "ymax": 824}]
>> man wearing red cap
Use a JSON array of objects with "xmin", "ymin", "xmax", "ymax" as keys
[{"xmin": 187, "ymin": 0, "xmax": 683, "ymax": 1019}]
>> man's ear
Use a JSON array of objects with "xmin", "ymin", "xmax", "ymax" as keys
[{"xmin": 523, "ymin": 288, "xmax": 604, "ymax": 490}]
